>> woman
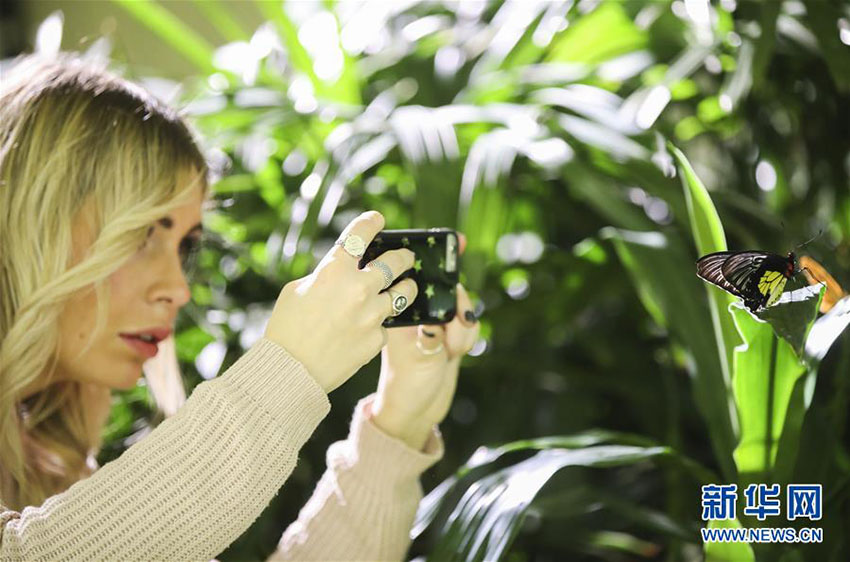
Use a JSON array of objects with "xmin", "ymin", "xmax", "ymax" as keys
[{"xmin": 0, "ymin": 52, "xmax": 479, "ymax": 561}]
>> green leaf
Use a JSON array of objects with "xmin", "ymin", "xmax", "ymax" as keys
[
  {"xmin": 755, "ymin": 285, "xmax": 824, "ymax": 358},
  {"xmin": 675, "ymin": 116, "xmax": 705, "ymax": 141},
  {"xmin": 211, "ymin": 173, "xmax": 256, "ymax": 194},
  {"xmin": 254, "ymin": 1, "xmax": 361, "ymax": 104},
  {"xmin": 460, "ymin": 183, "xmax": 507, "ymax": 290},
  {"xmin": 584, "ymin": 530, "xmax": 660, "ymax": 558},
  {"xmin": 751, "ymin": 1, "xmax": 781, "ymax": 92},
  {"xmin": 206, "ymin": 211, "xmax": 248, "ymax": 242},
  {"xmin": 424, "ymin": 445, "xmax": 701, "ymax": 562},
  {"xmin": 102, "ymin": 396, "xmax": 134, "ymax": 442},
  {"xmin": 601, "ymin": 227, "xmax": 737, "ymax": 480},
  {"xmin": 697, "ymin": 97, "xmax": 729, "ymax": 123},
  {"xmin": 192, "ymin": 0, "xmax": 249, "ymax": 43},
  {"xmin": 587, "ymin": 491, "xmax": 698, "ymax": 542},
  {"xmin": 669, "ymin": 143, "xmax": 741, "ymax": 443},
  {"xmin": 112, "ymin": 0, "xmax": 215, "ymax": 74},
  {"xmin": 720, "ymin": 39, "xmax": 754, "ymax": 111},
  {"xmin": 804, "ymin": 0, "xmax": 850, "ymax": 92},
  {"xmin": 564, "ymin": 165, "xmax": 653, "ymax": 231},
  {"xmin": 737, "ymin": 287, "xmax": 843, "ymax": 486},
  {"xmin": 772, "ymin": 369, "xmax": 816, "ymax": 486},
  {"xmin": 572, "ymin": 237, "xmax": 608, "ymax": 265},
  {"xmin": 547, "ymin": 2, "xmax": 647, "ymax": 64},
  {"xmin": 413, "ymin": 431, "xmax": 716, "ymax": 540},
  {"xmin": 174, "ymin": 326, "xmax": 215, "ymax": 362},
  {"xmin": 730, "ymin": 303, "xmax": 806, "ymax": 479},
  {"xmin": 190, "ymin": 283, "xmax": 212, "ymax": 306}
]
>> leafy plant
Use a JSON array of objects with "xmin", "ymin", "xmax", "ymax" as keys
[{"xmin": 415, "ymin": 146, "xmax": 848, "ymax": 560}]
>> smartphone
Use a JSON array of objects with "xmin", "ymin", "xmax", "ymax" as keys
[{"xmin": 358, "ymin": 228, "xmax": 460, "ymax": 327}]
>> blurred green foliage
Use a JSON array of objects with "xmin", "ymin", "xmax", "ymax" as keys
[{"xmin": 80, "ymin": 0, "xmax": 850, "ymax": 560}]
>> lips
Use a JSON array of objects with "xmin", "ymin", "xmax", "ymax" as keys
[
  {"xmin": 119, "ymin": 327, "xmax": 172, "ymax": 359},
  {"xmin": 120, "ymin": 335, "xmax": 160, "ymax": 359},
  {"xmin": 119, "ymin": 327, "xmax": 171, "ymax": 343}
]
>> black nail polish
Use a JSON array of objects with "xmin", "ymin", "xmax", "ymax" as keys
[
  {"xmin": 423, "ymin": 329, "xmax": 436, "ymax": 337},
  {"xmin": 464, "ymin": 310, "xmax": 477, "ymax": 323}
]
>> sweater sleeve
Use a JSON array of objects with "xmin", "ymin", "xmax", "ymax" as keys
[
  {"xmin": 0, "ymin": 337, "xmax": 331, "ymax": 562},
  {"xmin": 268, "ymin": 392, "xmax": 445, "ymax": 562}
]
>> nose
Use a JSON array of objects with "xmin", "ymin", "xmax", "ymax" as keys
[{"xmin": 151, "ymin": 252, "xmax": 192, "ymax": 309}]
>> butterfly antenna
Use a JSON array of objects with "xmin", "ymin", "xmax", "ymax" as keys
[{"xmin": 794, "ymin": 229, "xmax": 824, "ymax": 250}]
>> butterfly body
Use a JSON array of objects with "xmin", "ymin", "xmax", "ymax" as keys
[{"xmin": 696, "ymin": 251, "xmax": 797, "ymax": 312}]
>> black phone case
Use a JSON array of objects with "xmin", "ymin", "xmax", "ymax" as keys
[{"xmin": 358, "ymin": 228, "xmax": 459, "ymax": 327}]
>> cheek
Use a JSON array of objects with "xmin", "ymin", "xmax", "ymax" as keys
[
  {"xmin": 58, "ymin": 263, "xmax": 137, "ymax": 347},
  {"xmin": 107, "ymin": 262, "xmax": 143, "ymax": 324},
  {"xmin": 109, "ymin": 262, "xmax": 137, "ymax": 297},
  {"xmin": 59, "ymin": 286, "xmax": 98, "ymax": 345}
]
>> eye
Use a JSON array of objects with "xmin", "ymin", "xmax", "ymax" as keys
[
  {"xmin": 139, "ymin": 225, "xmax": 155, "ymax": 249},
  {"xmin": 179, "ymin": 235, "xmax": 203, "ymax": 277}
]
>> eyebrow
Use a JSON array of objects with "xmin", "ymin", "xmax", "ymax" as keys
[{"xmin": 158, "ymin": 217, "xmax": 203, "ymax": 236}]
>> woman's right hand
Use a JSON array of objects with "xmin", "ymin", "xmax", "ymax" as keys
[{"xmin": 262, "ymin": 211, "xmax": 418, "ymax": 393}]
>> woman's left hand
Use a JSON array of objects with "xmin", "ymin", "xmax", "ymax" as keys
[{"xmin": 371, "ymin": 234, "xmax": 480, "ymax": 450}]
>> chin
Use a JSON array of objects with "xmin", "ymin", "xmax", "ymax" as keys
[{"xmin": 113, "ymin": 367, "xmax": 144, "ymax": 391}]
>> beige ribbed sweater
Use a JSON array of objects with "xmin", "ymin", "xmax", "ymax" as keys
[{"xmin": 0, "ymin": 337, "xmax": 445, "ymax": 561}]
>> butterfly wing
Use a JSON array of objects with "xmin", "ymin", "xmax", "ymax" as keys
[
  {"xmin": 697, "ymin": 251, "xmax": 789, "ymax": 312},
  {"xmin": 725, "ymin": 252, "xmax": 792, "ymax": 310},
  {"xmin": 761, "ymin": 272, "xmax": 788, "ymax": 307},
  {"xmin": 719, "ymin": 252, "xmax": 769, "ymax": 294},
  {"xmin": 757, "ymin": 254, "xmax": 796, "ymax": 308},
  {"xmin": 696, "ymin": 251, "xmax": 745, "ymax": 298}
]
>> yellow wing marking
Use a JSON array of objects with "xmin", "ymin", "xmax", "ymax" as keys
[
  {"xmin": 758, "ymin": 270, "xmax": 782, "ymax": 296},
  {"xmin": 757, "ymin": 270, "xmax": 786, "ymax": 307}
]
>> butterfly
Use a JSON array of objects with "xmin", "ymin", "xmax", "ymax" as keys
[{"xmin": 696, "ymin": 251, "xmax": 798, "ymax": 313}]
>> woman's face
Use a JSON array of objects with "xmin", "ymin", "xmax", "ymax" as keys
[{"xmin": 52, "ymin": 169, "xmax": 205, "ymax": 392}]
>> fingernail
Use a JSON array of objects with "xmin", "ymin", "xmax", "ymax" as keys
[
  {"xmin": 423, "ymin": 329, "xmax": 436, "ymax": 337},
  {"xmin": 464, "ymin": 310, "xmax": 477, "ymax": 324}
]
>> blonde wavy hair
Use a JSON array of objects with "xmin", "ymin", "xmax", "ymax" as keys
[{"xmin": 0, "ymin": 51, "xmax": 214, "ymax": 511}]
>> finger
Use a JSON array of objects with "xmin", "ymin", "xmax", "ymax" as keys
[
  {"xmin": 362, "ymin": 248, "xmax": 416, "ymax": 292},
  {"xmin": 445, "ymin": 283, "xmax": 478, "ymax": 355},
  {"xmin": 384, "ymin": 322, "xmax": 419, "ymax": 346},
  {"xmin": 445, "ymin": 317, "xmax": 479, "ymax": 358},
  {"xmin": 456, "ymin": 283, "xmax": 477, "ymax": 327},
  {"xmin": 461, "ymin": 315, "xmax": 480, "ymax": 353},
  {"xmin": 379, "ymin": 277, "xmax": 418, "ymax": 320},
  {"xmin": 332, "ymin": 210, "xmax": 385, "ymax": 260},
  {"xmin": 458, "ymin": 232, "xmax": 467, "ymax": 255},
  {"xmin": 417, "ymin": 323, "xmax": 447, "ymax": 355}
]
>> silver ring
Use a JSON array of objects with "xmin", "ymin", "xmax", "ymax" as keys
[
  {"xmin": 388, "ymin": 290, "xmax": 408, "ymax": 316},
  {"xmin": 334, "ymin": 233, "xmax": 366, "ymax": 258},
  {"xmin": 367, "ymin": 259, "xmax": 394, "ymax": 290},
  {"xmin": 416, "ymin": 339, "xmax": 444, "ymax": 355}
]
